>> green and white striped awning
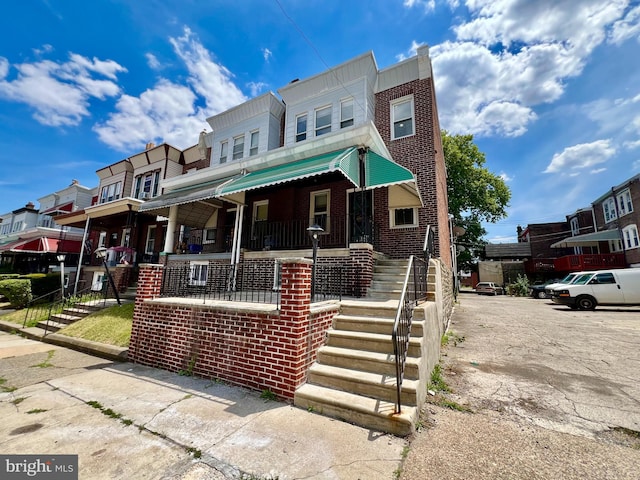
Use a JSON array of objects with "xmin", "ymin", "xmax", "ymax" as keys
[{"xmin": 218, "ymin": 147, "xmax": 361, "ymax": 196}]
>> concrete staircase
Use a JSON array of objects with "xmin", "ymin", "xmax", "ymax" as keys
[
  {"xmin": 366, "ymin": 258, "xmax": 409, "ymax": 300},
  {"xmin": 295, "ymin": 258, "xmax": 427, "ymax": 436},
  {"xmin": 37, "ymin": 299, "xmax": 121, "ymax": 333}
]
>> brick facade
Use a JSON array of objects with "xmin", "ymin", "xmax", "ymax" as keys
[{"xmin": 129, "ymin": 261, "xmax": 339, "ymax": 400}]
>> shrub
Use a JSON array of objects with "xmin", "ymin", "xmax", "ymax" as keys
[
  {"xmin": 22, "ymin": 273, "xmax": 60, "ymax": 298},
  {"xmin": 0, "ymin": 279, "xmax": 33, "ymax": 308},
  {"xmin": 506, "ymin": 274, "xmax": 530, "ymax": 297}
]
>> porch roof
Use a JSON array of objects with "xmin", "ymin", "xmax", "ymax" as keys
[
  {"xmin": 550, "ymin": 229, "xmax": 620, "ymax": 248},
  {"xmin": 218, "ymin": 147, "xmax": 361, "ymax": 197}
]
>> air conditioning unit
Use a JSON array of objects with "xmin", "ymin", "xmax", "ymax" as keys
[{"xmin": 140, "ymin": 192, "xmax": 150, "ymax": 200}]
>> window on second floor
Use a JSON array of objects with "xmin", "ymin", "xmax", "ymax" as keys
[
  {"xmin": 296, "ymin": 114, "xmax": 307, "ymax": 142},
  {"xmin": 232, "ymin": 135, "xmax": 244, "ymax": 160},
  {"xmin": 133, "ymin": 171, "xmax": 160, "ymax": 199},
  {"xmin": 220, "ymin": 141, "xmax": 228, "ymax": 164},
  {"xmin": 617, "ymin": 189, "xmax": 633, "ymax": 216},
  {"xmin": 249, "ymin": 131, "xmax": 259, "ymax": 156},
  {"xmin": 391, "ymin": 95, "xmax": 415, "ymax": 140},
  {"xmin": 0, "ymin": 224, "xmax": 10, "ymax": 235},
  {"xmin": 623, "ymin": 224, "xmax": 639, "ymax": 250},
  {"xmin": 603, "ymin": 197, "xmax": 617, "ymax": 223},
  {"xmin": 100, "ymin": 181, "xmax": 122, "ymax": 204},
  {"xmin": 340, "ymin": 98, "xmax": 354, "ymax": 128},
  {"xmin": 11, "ymin": 221, "xmax": 23, "ymax": 233},
  {"xmin": 570, "ymin": 217, "xmax": 580, "ymax": 236},
  {"xmin": 315, "ymin": 106, "xmax": 332, "ymax": 137}
]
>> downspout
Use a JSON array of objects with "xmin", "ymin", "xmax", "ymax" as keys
[{"xmin": 73, "ymin": 217, "xmax": 91, "ymax": 296}]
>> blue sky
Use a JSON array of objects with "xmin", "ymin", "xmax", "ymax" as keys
[{"xmin": 1, "ymin": 0, "xmax": 639, "ymax": 243}]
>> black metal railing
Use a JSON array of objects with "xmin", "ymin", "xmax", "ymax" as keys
[
  {"xmin": 160, "ymin": 262, "xmax": 280, "ymax": 306},
  {"xmin": 312, "ymin": 264, "xmax": 344, "ymax": 302},
  {"xmin": 23, "ymin": 284, "xmax": 108, "ymax": 335}
]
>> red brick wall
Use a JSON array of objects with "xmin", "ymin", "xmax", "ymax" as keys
[
  {"xmin": 129, "ymin": 261, "xmax": 338, "ymax": 400},
  {"xmin": 374, "ymin": 77, "xmax": 451, "ymax": 266}
]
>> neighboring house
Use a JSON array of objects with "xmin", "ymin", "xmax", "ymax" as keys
[
  {"xmin": 549, "ymin": 173, "xmax": 639, "ymax": 268},
  {"xmin": 54, "ymin": 143, "xmax": 202, "ymax": 293},
  {"xmin": 0, "ymin": 181, "xmax": 94, "ymax": 274}
]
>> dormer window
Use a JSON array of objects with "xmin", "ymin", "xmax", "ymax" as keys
[
  {"xmin": 315, "ymin": 106, "xmax": 332, "ymax": 136},
  {"xmin": 232, "ymin": 135, "xmax": 244, "ymax": 160},
  {"xmin": 391, "ymin": 95, "xmax": 415, "ymax": 140},
  {"xmin": 340, "ymin": 98, "xmax": 354, "ymax": 128},
  {"xmin": 100, "ymin": 181, "xmax": 122, "ymax": 203},
  {"xmin": 296, "ymin": 113, "xmax": 307, "ymax": 142}
]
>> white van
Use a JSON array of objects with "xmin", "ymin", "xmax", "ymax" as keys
[{"xmin": 551, "ymin": 268, "xmax": 640, "ymax": 310}]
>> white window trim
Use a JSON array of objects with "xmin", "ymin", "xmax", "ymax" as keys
[
  {"xmin": 295, "ymin": 113, "xmax": 308, "ymax": 142},
  {"xmin": 220, "ymin": 141, "xmax": 228, "ymax": 164},
  {"xmin": 617, "ymin": 189, "xmax": 633, "ymax": 217},
  {"xmin": 622, "ymin": 224, "xmax": 639, "ymax": 250},
  {"xmin": 603, "ymin": 197, "xmax": 617, "ymax": 223},
  {"xmin": 249, "ymin": 130, "xmax": 259, "ymax": 156},
  {"xmin": 232, "ymin": 135, "xmax": 245, "ymax": 160},
  {"xmin": 340, "ymin": 97, "xmax": 354, "ymax": 129},
  {"xmin": 608, "ymin": 238, "xmax": 623, "ymax": 253},
  {"xmin": 189, "ymin": 261, "xmax": 209, "ymax": 286},
  {"xmin": 145, "ymin": 225, "xmax": 156, "ymax": 254},
  {"xmin": 310, "ymin": 189, "xmax": 331, "ymax": 233},
  {"xmin": 203, "ymin": 228, "xmax": 216, "ymax": 245},
  {"xmin": 390, "ymin": 95, "xmax": 415, "ymax": 140},
  {"xmin": 389, "ymin": 207, "xmax": 419, "ymax": 229},
  {"xmin": 314, "ymin": 105, "xmax": 332, "ymax": 137},
  {"xmin": 273, "ymin": 260, "xmax": 282, "ymax": 291},
  {"xmin": 570, "ymin": 217, "xmax": 580, "ymax": 236}
]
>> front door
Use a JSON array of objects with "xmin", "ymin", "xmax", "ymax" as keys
[{"xmin": 349, "ymin": 190, "xmax": 373, "ymax": 244}]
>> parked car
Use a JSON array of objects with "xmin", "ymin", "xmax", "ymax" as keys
[
  {"xmin": 529, "ymin": 281, "xmax": 557, "ymax": 299},
  {"xmin": 551, "ymin": 268, "xmax": 640, "ymax": 310},
  {"xmin": 475, "ymin": 282, "xmax": 504, "ymax": 295},
  {"xmin": 543, "ymin": 272, "xmax": 584, "ymax": 296}
]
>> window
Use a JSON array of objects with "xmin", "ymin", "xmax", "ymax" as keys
[
  {"xmin": 591, "ymin": 273, "xmax": 616, "ymax": 284},
  {"xmin": 133, "ymin": 170, "xmax": 161, "ymax": 199},
  {"xmin": 296, "ymin": 114, "xmax": 307, "ymax": 142},
  {"xmin": 121, "ymin": 228, "xmax": 131, "ymax": 247},
  {"xmin": 391, "ymin": 96, "xmax": 415, "ymax": 140},
  {"xmin": 220, "ymin": 141, "xmax": 228, "ymax": 164},
  {"xmin": 153, "ymin": 171, "xmax": 160, "ymax": 197},
  {"xmin": 145, "ymin": 225, "xmax": 156, "ymax": 254},
  {"xmin": 98, "ymin": 231, "xmax": 107, "ymax": 248},
  {"xmin": 249, "ymin": 131, "xmax": 259, "ymax": 156},
  {"xmin": 0, "ymin": 224, "xmax": 10, "ymax": 235},
  {"xmin": 623, "ymin": 224, "xmax": 639, "ymax": 249},
  {"xmin": 310, "ymin": 190, "xmax": 330, "ymax": 231},
  {"xmin": 603, "ymin": 197, "xmax": 617, "ymax": 223},
  {"xmin": 617, "ymin": 189, "xmax": 633, "ymax": 216},
  {"xmin": 100, "ymin": 181, "xmax": 122, "ymax": 203},
  {"xmin": 609, "ymin": 238, "xmax": 623, "ymax": 253},
  {"xmin": 203, "ymin": 228, "xmax": 216, "ymax": 244},
  {"xmin": 570, "ymin": 218, "xmax": 580, "ymax": 236},
  {"xmin": 232, "ymin": 135, "xmax": 244, "ymax": 160},
  {"xmin": 390, "ymin": 207, "xmax": 418, "ymax": 228},
  {"xmin": 11, "ymin": 221, "xmax": 23, "ymax": 233},
  {"xmin": 189, "ymin": 261, "xmax": 208, "ymax": 286},
  {"xmin": 315, "ymin": 106, "xmax": 332, "ymax": 136},
  {"xmin": 340, "ymin": 98, "xmax": 354, "ymax": 128}
]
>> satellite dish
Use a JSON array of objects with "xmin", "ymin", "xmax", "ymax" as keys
[
  {"xmin": 457, "ymin": 245, "xmax": 466, "ymax": 252},
  {"xmin": 453, "ymin": 226, "xmax": 466, "ymax": 237}
]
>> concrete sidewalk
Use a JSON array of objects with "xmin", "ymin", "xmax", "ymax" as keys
[{"xmin": 0, "ymin": 327, "xmax": 406, "ymax": 479}]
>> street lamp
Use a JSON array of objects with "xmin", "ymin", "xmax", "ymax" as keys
[
  {"xmin": 307, "ymin": 224, "xmax": 324, "ymax": 302},
  {"xmin": 56, "ymin": 254, "xmax": 66, "ymax": 298},
  {"xmin": 94, "ymin": 247, "xmax": 121, "ymax": 306}
]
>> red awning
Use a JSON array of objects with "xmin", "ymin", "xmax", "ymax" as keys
[
  {"xmin": 6, "ymin": 237, "xmax": 82, "ymax": 254},
  {"xmin": 40, "ymin": 202, "xmax": 74, "ymax": 215}
]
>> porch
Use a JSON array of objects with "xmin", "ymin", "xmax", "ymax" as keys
[{"xmin": 525, "ymin": 253, "xmax": 626, "ymax": 274}]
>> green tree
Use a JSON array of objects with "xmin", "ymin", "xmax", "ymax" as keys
[{"xmin": 442, "ymin": 131, "xmax": 511, "ymax": 270}]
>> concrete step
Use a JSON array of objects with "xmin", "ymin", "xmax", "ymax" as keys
[
  {"xmin": 339, "ymin": 300, "xmax": 398, "ymax": 318},
  {"xmin": 36, "ymin": 320, "xmax": 65, "ymax": 332},
  {"xmin": 50, "ymin": 313, "xmax": 84, "ymax": 325},
  {"xmin": 317, "ymin": 345, "xmax": 420, "ymax": 379},
  {"xmin": 334, "ymin": 314, "xmax": 424, "ymax": 337},
  {"xmin": 294, "ymin": 384, "xmax": 416, "ymax": 436},
  {"xmin": 307, "ymin": 363, "xmax": 419, "ymax": 406},
  {"xmin": 326, "ymin": 330, "xmax": 423, "ymax": 356},
  {"xmin": 62, "ymin": 307, "xmax": 93, "ymax": 317}
]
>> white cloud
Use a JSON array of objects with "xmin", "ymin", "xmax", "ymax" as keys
[
  {"xmin": 609, "ymin": 4, "xmax": 640, "ymax": 45},
  {"xmin": 403, "ymin": 0, "xmax": 435, "ymax": 12},
  {"xmin": 0, "ymin": 54, "xmax": 126, "ymax": 127},
  {"xmin": 543, "ymin": 139, "xmax": 616, "ymax": 174},
  {"xmin": 145, "ymin": 53, "xmax": 161, "ymax": 70},
  {"xmin": 624, "ymin": 139, "xmax": 640, "ymax": 149},
  {"xmin": 396, "ymin": 40, "xmax": 426, "ymax": 62},
  {"xmin": 262, "ymin": 48, "xmax": 273, "ymax": 62},
  {"xmin": 429, "ymin": 0, "xmax": 629, "ymax": 137},
  {"xmin": 633, "ymin": 159, "xmax": 640, "ymax": 171},
  {"xmin": 499, "ymin": 172, "xmax": 513, "ymax": 182},
  {"xmin": 247, "ymin": 81, "xmax": 268, "ymax": 97},
  {"xmin": 33, "ymin": 44, "xmax": 53, "ymax": 56},
  {"xmin": 94, "ymin": 27, "xmax": 247, "ymax": 151}
]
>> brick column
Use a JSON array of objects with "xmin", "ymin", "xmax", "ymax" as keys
[
  {"xmin": 130, "ymin": 263, "xmax": 164, "ymax": 361},
  {"xmin": 278, "ymin": 258, "xmax": 313, "ymax": 397}
]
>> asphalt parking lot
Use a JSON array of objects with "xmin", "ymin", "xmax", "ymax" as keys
[{"xmin": 402, "ymin": 292, "xmax": 640, "ymax": 480}]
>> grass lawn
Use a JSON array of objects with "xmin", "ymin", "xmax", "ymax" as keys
[
  {"xmin": 0, "ymin": 308, "xmax": 31, "ymax": 327},
  {"xmin": 58, "ymin": 303, "xmax": 134, "ymax": 347}
]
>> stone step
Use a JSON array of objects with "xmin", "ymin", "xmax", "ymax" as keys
[
  {"xmin": 317, "ymin": 345, "xmax": 421, "ymax": 379},
  {"xmin": 36, "ymin": 320, "xmax": 65, "ymax": 332},
  {"xmin": 334, "ymin": 314, "xmax": 424, "ymax": 337},
  {"xmin": 370, "ymin": 273, "xmax": 406, "ymax": 282},
  {"xmin": 339, "ymin": 300, "xmax": 398, "ymax": 318},
  {"xmin": 307, "ymin": 363, "xmax": 419, "ymax": 406},
  {"xmin": 294, "ymin": 384, "xmax": 416, "ymax": 437},
  {"xmin": 326, "ymin": 330, "xmax": 423, "ymax": 356},
  {"xmin": 50, "ymin": 313, "xmax": 84, "ymax": 325},
  {"xmin": 62, "ymin": 307, "xmax": 93, "ymax": 317}
]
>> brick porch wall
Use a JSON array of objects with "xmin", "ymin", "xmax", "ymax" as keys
[{"xmin": 129, "ymin": 260, "xmax": 338, "ymax": 400}]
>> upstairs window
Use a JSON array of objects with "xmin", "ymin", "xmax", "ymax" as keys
[
  {"xmin": 617, "ymin": 189, "xmax": 633, "ymax": 216},
  {"xmin": 391, "ymin": 96, "xmax": 415, "ymax": 140},
  {"xmin": 570, "ymin": 217, "xmax": 580, "ymax": 235},
  {"xmin": 100, "ymin": 181, "xmax": 122, "ymax": 203},
  {"xmin": 603, "ymin": 197, "xmax": 617, "ymax": 223},
  {"xmin": 249, "ymin": 131, "xmax": 259, "ymax": 156},
  {"xmin": 220, "ymin": 141, "xmax": 228, "ymax": 164},
  {"xmin": 315, "ymin": 106, "xmax": 332, "ymax": 136},
  {"xmin": 623, "ymin": 224, "xmax": 639, "ymax": 249},
  {"xmin": 12, "ymin": 221, "xmax": 24, "ymax": 233},
  {"xmin": 340, "ymin": 98, "xmax": 354, "ymax": 128},
  {"xmin": 296, "ymin": 114, "xmax": 307, "ymax": 142},
  {"xmin": 232, "ymin": 135, "xmax": 244, "ymax": 160},
  {"xmin": 133, "ymin": 171, "xmax": 160, "ymax": 199},
  {"xmin": 1, "ymin": 224, "xmax": 10, "ymax": 235}
]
